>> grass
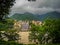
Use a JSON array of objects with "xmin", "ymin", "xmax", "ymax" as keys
[
  {"xmin": 0, "ymin": 40, "xmax": 23, "ymax": 45},
  {"xmin": 0, "ymin": 40, "xmax": 60, "ymax": 45},
  {"xmin": 24, "ymin": 43, "xmax": 60, "ymax": 45}
]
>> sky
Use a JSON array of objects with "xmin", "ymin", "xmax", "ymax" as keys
[{"xmin": 10, "ymin": 0, "xmax": 60, "ymax": 15}]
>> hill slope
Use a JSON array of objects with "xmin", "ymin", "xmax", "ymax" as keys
[
  {"xmin": 10, "ymin": 12, "xmax": 40, "ymax": 21},
  {"xmin": 10, "ymin": 11, "xmax": 60, "ymax": 21}
]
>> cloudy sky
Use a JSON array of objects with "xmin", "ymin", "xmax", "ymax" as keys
[{"xmin": 10, "ymin": 0, "xmax": 60, "ymax": 15}]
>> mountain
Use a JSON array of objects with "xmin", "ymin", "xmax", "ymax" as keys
[
  {"xmin": 10, "ymin": 12, "xmax": 40, "ymax": 21},
  {"xmin": 10, "ymin": 11, "xmax": 60, "ymax": 21},
  {"xmin": 37, "ymin": 11, "xmax": 60, "ymax": 20}
]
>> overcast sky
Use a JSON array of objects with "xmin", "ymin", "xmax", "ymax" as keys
[{"xmin": 10, "ymin": 0, "xmax": 60, "ymax": 15}]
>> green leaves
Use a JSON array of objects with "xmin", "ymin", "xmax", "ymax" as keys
[
  {"xmin": 0, "ymin": 19, "xmax": 14, "ymax": 31},
  {"xmin": 29, "ymin": 19, "xmax": 60, "ymax": 44},
  {"xmin": 0, "ymin": 40, "xmax": 23, "ymax": 45},
  {"xmin": 43, "ymin": 19, "xmax": 60, "ymax": 43},
  {"xmin": 0, "ymin": 0, "xmax": 15, "ymax": 20}
]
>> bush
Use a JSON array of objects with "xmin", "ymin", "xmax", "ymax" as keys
[{"xmin": 0, "ymin": 40, "xmax": 23, "ymax": 45}]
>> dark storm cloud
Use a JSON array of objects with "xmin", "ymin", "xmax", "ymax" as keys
[
  {"xmin": 10, "ymin": 0, "xmax": 60, "ymax": 15},
  {"xmin": 42, "ymin": 0, "xmax": 60, "ymax": 9}
]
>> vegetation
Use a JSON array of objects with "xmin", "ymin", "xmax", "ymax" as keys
[
  {"xmin": 29, "ymin": 19, "xmax": 60, "ymax": 44},
  {"xmin": 0, "ymin": 0, "xmax": 60, "ymax": 45},
  {"xmin": 26, "ymin": 44, "xmax": 60, "ymax": 45},
  {"xmin": 10, "ymin": 13, "xmax": 40, "ymax": 21},
  {"xmin": 10, "ymin": 11, "xmax": 60, "ymax": 21},
  {"xmin": 43, "ymin": 19, "xmax": 60, "ymax": 43},
  {"xmin": 0, "ymin": 0, "xmax": 15, "ymax": 20},
  {"xmin": 0, "ymin": 0, "xmax": 20, "ymax": 45},
  {"xmin": 0, "ymin": 40, "xmax": 23, "ymax": 45},
  {"xmin": 0, "ymin": 19, "xmax": 19, "ymax": 41}
]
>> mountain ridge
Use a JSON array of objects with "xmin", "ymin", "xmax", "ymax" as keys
[{"xmin": 10, "ymin": 11, "xmax": 60, "ymax": 21}]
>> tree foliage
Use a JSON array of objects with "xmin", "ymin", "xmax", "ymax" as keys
[
  {"xmin": 43, "ymin": 19, "xmax": 60, "ymax": 43},
  {"xmin": 0, "ymin": 0, "xmax": 15, "ymax": 20},
  {"xmin": 0, "ymin": 19, "xmax": 19, "ymax": 41},
  {"xmin": 0, "ymin": 0, "xmax": 20, "ymax": 44},
  {"xmin": 0, "ymin": 19, "xmax": 14, "ymax": 31},
  {"xmin": 29, "ymin": 19, "xmax": 60, "ymax": 44}
]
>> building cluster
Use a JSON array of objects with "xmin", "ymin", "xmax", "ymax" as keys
[
  {"xmin": 32, "ymin": 20, "xmax": 42, "ymax": 26},
  {"xmin": 14, "ymin": 20, "xmax": 42, "ymax": 31},
  {"xmin": 14, "ymin": 20, "xmax": 29, "ymax": 31}
]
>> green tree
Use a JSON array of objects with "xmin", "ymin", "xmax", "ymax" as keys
[
  {"xmin": 0, "ymin": 0, "xmax": 15, "ymax": 20},
  {"xmin": 0, "ymin": 0, "xmax": 20, "ymax": 44},
  {"xmin": 29, "ymin": 19, "xmax": 60, "ymax": 44},
  {"xmin": 0, "ymin": 19, "xmax": 20, "ymax": 41},
  {"xmin": 43, "ymin": 19, "xmax": 60, "ymax": 43},
  {"xmin": 29, "ymin": 23, "xmax": 41, "ymax": 44}
]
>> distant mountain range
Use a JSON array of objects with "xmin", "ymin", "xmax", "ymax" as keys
[{"xmin": 10, "ymin": 11, "xmax": 60, "ymax": 21}]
